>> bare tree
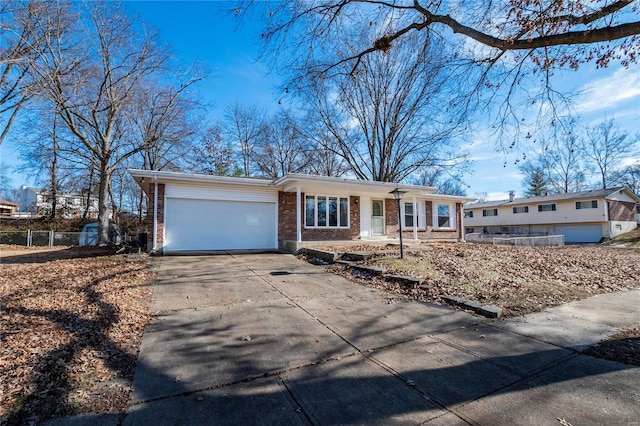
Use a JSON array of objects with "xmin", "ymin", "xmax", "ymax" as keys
[
  {"xmin": 413, "ymin": 159, "xmax": 471, "ymax": 196},
  {"xmin": 611, "ymin": 162, "xmax": 640, "ymax": 195},
  {"xmin": 539, "ymin": 132, "xmax": 589, "ymax": 193},
  {"xmin": 130, "ymin": 74, "xmax": 204, "ymax": 172},
  {"xmin": 0, "ymin": 0, "xmax": 64, "ymax": 145},
  {"xmin": 186, "ymin": 125, "xmax": 240, "ymax": 176},
  {"xmin": 246, "ymin": 1, "xmax": 638, "ymax": 146},
  {"xmin": 0, "ymin": 162, "xmax": 13, "ymax": 199},
  {"xmin": 223, "ymin": 102, "xmax": 265, "ymax": 177},
  {"xmin": 303, "ymin": 31, "xmax": 467, "ymax": 182},
  {"xmin": 253, "ymin": 110, "xmax": 308, "ymax": 179},
  {"xmin": 254, "ymin": 1, "xmax": 639, "ymax": 74},
  {"xmin": 27, "ymin": 1, "xmax": 172, "ymax": 244},
  {"xmin": 583, "ymin": 119, "xmax": 639, "ymax": 189}
]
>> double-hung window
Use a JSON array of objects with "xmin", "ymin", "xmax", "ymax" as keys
[
  {"xmin": 305, "ymin": 196, "xmax": 349, "ymax": 228},
  {"xmin": 433, "ymin": 203, "xmax": 456, "ymax": 229},
  {"xmin": 404, "ymin": 202, "xmax": 414, "ymax": 227}
]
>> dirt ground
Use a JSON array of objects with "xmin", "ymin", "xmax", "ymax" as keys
[{"xmin": 0, "ymin": 246, "xmax": 155, "ymax": 424}]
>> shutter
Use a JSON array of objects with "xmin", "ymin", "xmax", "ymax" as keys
[{"xmin": 418, "ymin": 201, "xmax": 426, "ymax": 229}]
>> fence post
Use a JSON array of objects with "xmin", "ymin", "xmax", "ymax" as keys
[
  {"xmin": 27, "ymin": 230, "xmax": 32, "ymax": 247},
  {"xmin": 49, "ymin": 230, "xmax": 54, "ymax": 247}
]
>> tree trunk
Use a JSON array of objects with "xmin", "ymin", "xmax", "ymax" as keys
[
  {"xmin": 50, "ymin": 118, "xmax": 58, "ymax": 219},
  {"xmin": 97, "ymin": 161, "xmax": 111, "ymax": 245}
]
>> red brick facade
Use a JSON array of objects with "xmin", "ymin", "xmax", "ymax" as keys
[
  {"xmin": 278, "ymin": 191, "xmax": 361, "ymax": 242},
  {"xmin": 386, "ymin": 199, "xmax": 463, "ymax": 241},
  {"xmin": 146, "ymin": 182, "xmax": 165, "ymax": 249},
  {"xmin": 149, "ymin": 187, "xmax": 465, "ymax": 251}
]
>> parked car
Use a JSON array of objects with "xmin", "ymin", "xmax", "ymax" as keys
[{"xmin": 79, "ymin": 222, "xmax": 122, "ymax": 246}]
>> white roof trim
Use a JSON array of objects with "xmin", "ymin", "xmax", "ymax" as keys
[
  {"xmin": 128, "ymin": 170, "xmax": 475, "ymax": 202},
  {"xmin": 128, "ymin": 169, "xmax": 275, "ymax": 187}
]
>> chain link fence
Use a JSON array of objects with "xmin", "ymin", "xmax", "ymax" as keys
[
  {"xmin": 465, "ymin": 233, "xmax": 565, "ymax": 247},
  {"xmin": 0, "ymin": 231, "xmax": 83, "ymax": 247},
  {"xmin": 492, "ymin": 235, "xmax": 565, "ymax": 247}
]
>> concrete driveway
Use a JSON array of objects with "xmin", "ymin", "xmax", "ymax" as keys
[{"xmin": 123, "ymin": 253, "xmax": 640, "ymax": 425}]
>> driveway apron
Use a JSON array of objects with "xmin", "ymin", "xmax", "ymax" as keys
[{"xmin": 123, "ymin": 253, "xmax": 640, "ymax": 425}]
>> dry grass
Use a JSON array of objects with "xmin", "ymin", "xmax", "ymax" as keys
[
  {"xmin": 0, "ymin": 246, "xmax": 155, "ymax": 424},
  {"xmin": 604, "ymin": 227, "xmax": 640, "ymax": 247}
]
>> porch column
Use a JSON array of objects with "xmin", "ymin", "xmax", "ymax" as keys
[
  {"xmin": 152, "ymin": 177, "xmax": 158, "ymax": 251},
  {"xmin": 460, "ymin": 203, "xmax": 465, "ymax": 242},
  {"xmin": 296, "ymin": 186, "xmax": 302, "ymax": 242},
  {"xmin": 413, "ymin": 196, "xmax": 418, "ymax": 240}
]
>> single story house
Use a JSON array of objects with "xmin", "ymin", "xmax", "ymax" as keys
[
  {"xmin": 128, "ymin": 169, "xmax": 475, "ymax": 253},
  {"xmin": 0, "ymin": 199, "xmax": 18, "ymax": 217},
  {"xmin": 463, "ymin": 187, "xmax": 639, "ymax": 243}
]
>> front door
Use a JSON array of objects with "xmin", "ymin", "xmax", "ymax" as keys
[{"xmin": 371, "ymin": 199, "xmax": 385, "ymax": 235}]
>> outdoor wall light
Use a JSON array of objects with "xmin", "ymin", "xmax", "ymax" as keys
[{"xmin": 389, "ymin": 187, "xmax": 408, "ymax": 259}]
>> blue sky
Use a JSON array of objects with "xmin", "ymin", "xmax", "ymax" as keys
[{"xmin": 2, "ymin": 1, "xmax": 639, "ymax": 200}]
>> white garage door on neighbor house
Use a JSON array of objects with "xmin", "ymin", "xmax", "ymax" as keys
[{"xmin": 163, "ymin": 184, "xmax": 278, "ymax": 252}]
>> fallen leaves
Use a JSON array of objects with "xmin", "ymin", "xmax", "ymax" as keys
[
  {"xmin": 324, "ymin": 243, "xmax": 639, "ymax": 317},
  {"xmin": 0, "ymin": 247, "xmax": 155, "ymax": 424}
]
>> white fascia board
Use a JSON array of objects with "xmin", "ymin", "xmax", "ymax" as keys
[
  {"xmin": 274, "ymin": 174, "xmax": 438, "ymax": 197},
  {"xmin": 128, "ymin": 169, "xmax": 275, "ymax": 191}
]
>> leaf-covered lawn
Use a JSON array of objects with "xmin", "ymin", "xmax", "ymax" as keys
[
  {"xmin": 0, "ymin": 247, "xmax": 155, "ymax": 424},
  {"xmin": 324, "ymin": 243, "xmax": 639, "ymax": 317}
]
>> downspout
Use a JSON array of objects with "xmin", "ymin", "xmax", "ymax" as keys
[
  {"xmin": 153, "ymin": 176, "xmax": 158, "ymax": 251},
  {"xmin": 296, "ymin": 186, "xmax": 302, "ymax": 243}
]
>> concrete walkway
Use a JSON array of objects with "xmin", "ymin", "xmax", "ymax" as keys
[{"xmin": 117, "ymin": 253, "xmax": 640, "ymax": 425}]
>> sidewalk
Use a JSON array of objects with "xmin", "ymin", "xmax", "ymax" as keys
[{"xmin": 48, "ymin": 254, "xmax": 640, "ymax": 425}]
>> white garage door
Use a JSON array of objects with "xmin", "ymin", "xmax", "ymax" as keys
[
  {"xmin": 554, "ymin": 224, "xmax": 603, "ymax": 243},
  {"xmin": 164, "ymin": 198, "xmax": 277, "ymax": 252}
]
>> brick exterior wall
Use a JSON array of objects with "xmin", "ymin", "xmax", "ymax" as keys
[
  {"xmin": 608, "ymin": 200, "xmax": 637, "ymax": 222},
  {"xmin": 278, "ymin": 192, "xmax": 297, "ymax": 241},
  {"xmin": 278, "ymin": 191, "xmax": 361, "ymax": 242},
  {"xmin": 146, "ymin": 182, "xmax": 165, "ymax": 250},
  {"xmin": 387, "ymin": 200, "xmax": 462, "ymax": 241}
]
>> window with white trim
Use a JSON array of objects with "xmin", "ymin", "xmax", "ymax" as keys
[
  {"xmin": 483, "ymin": 208, "xmax": 498, "ymax": 217},
  {"xmin": 404, "ymin": 202, "xmax": 414, "ymax": 227},
  {"xmin": 576, "ymin": 200, "xmax": 598, "ymax": 209},
  {"xmin": 305, "ymin": 195, "xmax": 349, "ymax": 228},
  {"xmin": 512, "ymin": 206, "xmax": 529, "ymax": 214},
  {"xmin": 464, "ymin": 211, "xmax": 473, "ymax": 218},
  {"xmin": 433, "ymin": 203, "xmax": 456, "ymax": 229}
]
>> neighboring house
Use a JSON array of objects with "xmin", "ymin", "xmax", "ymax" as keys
[
  {"xmin": 463, "ymin": 187, "xmax": 639, "ymax": 243},
  {"xmin": 18, "ymin": 185, "xmax": 100, "ymax": 219},
  {"xmin": 0, "ymin": 199, "xmax": 18, "ymax": 217},
  {"xmin": 128, "ymin": 169, "xmax": 475, "ymax": 253}
]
